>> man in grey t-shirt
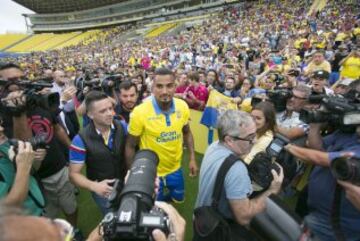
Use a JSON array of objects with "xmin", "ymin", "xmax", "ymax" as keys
[{"xmin": 195, "ymin": 110, "xmax": 283, "ymax": 229}]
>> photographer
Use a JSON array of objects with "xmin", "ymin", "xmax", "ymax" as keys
[
  {"xmin": 0, "ymin": 63, "xmax": 79, "ymax": 231},
  {"xmin": 194, "ymin": 110, "xmax": 283, "ymax": 240},
  {"xmin": 0, "ymin": 201, "xmax": 185, "ymax": 241},
  {"xmin": 276, "ymin": 84, "xmax": 311, "ymax": 140},
  {"xmin": 284, "ymin": 122, "xmax": 360, "ymax": 240},
  {"xmin": 0, "ymin": 117, "xmax": 45, "ymax": 216}
]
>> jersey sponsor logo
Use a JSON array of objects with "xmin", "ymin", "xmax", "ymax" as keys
[{"xmin": 156, "ymin": 131, "xmax": 181, "ymax": 143}]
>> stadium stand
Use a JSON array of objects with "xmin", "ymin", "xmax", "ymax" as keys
[
  {"xmin": 0, "ymin": 34, "xmax": 28, "ymax": 50},
  {"xmin": 54, "ymin": 30, "xmax": 100, "ymax": 49},
  {"xmin": 145, "ymin": 23, "xmax": 178, "ymax": 38},
  {"xmin": 30, "ymin": 32, "xmax": 80, "ymax": 51},
  {"xmin": 6, "ymin": 33, "xmax": 54, "ymax": 52}
]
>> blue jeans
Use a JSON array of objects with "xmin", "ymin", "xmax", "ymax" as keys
[
  {"xmin": 91, "ymin": 192, "xmax": 111, "ymax": 216},
  {"xmin": 305, "ymin": 214, "xmax": 360, "ymax": 241}
]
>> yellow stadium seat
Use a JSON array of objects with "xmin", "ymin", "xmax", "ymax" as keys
[
  {"xmin": 7, "ymin": 34, "xmax": 54, "ymax": 52},
  {"xmin": 0, "ymin": 34, "xmax": 28, "ymax": 50},
  {"xmin": 145, "ymin": 23, "xmax": 177, "ymax": 38}
]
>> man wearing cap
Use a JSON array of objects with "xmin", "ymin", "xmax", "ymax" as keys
[
  {"xmin": 304, "ymin": 51, "xmax": 331, "ymax": 77},
  {"xmin": 309, "ymin": 70, "xmax": 334, "ymax": 96}
]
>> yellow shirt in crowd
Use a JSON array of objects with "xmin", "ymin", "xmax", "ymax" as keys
[
  {"xmin": 340, "ymin": 56, "xmax": 360, "ymax": 79},
  {"xmin": 305, "ymin": 61, "xmax": 331, "ymax": 74}
]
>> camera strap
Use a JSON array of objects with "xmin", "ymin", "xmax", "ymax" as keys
[
  {"xmin": 211, "ymin": 154, "xmax": 240, "ymax": 209},
  {"xmin": 331, "ymin": 184, "xmax": 345, "ymax": 241}
]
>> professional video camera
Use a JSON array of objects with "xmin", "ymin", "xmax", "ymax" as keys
[
  {"xmin": 75, "ymin": 70, "xmax": 102, "ymax": 92},
  {"xmin": 101, "ymin": 150, "xmax": 170, "ymax": 241},
  {"xmin": 331, "ymin": 156, "xmax": 360, "ymax": 186},
  {"xmin": 0, "ymin": 79, "xmax": 59, "ymax": 115},
  {"xmin": 299, "ymin": 95, "xmax": 360, "ymax": 127},
  {"xmin": 250, "ymin": 88, "xmax": 292, "ymax": 113},
  {"xmin": 267, "ymin": 88, "xmax": 292, "ymax": 112},
  {"xmin": 101, "ymin": 73, "xmax": 125, "ymax": 93}
]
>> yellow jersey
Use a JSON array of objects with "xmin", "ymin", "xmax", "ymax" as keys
[{"xmin": 128, "ymin": 97, "xmax": 190, "ymax": 176}]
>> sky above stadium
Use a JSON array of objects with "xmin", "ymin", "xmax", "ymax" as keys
[{"xmin": 0, "ymin": 0, "xmax": 34, "ymax": 34}]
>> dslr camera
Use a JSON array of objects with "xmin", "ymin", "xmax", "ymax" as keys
[
  {"xmin": 247, "ymin": 134, "xmax": 288, "ymax": 191},
  {"xmin": 9, "ymin": 135, "xmax": 48, "ymax": 151},
  {"xmin": 101, "ymin": 150, "xmax": 170, "ymax": 241}
]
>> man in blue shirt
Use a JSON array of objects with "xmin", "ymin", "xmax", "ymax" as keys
[
  {"xmin": 195, "ymin": 110, "xmax": 283, "ymax": 240},
  {"xmin": 69, "ymin": 91, "xmax": 127, "ymax": 215},
  {"xmin": 285, "ymin": 123, "xmax": 360, "ymax": 241}
]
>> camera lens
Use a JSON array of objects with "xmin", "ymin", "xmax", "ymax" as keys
[{"xmin": 331, "ymin": 157, "xmax": 360, "ymax": 185}]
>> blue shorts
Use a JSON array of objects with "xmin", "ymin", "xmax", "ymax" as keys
[{"xmin": 157, "ymin": 168, "xmax": 184, "ymax": 203}]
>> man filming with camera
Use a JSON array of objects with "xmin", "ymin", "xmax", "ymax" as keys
[
  {"xmin": 276, "ymin": 84, "xmax": 312, "ymax": 140},
  {"xmin": 0, "ymin": 63, "xmax": 81, "ymax": 236},
  {"xmin": 284, "ymin": 110, "xmax": 360, "ymax": 240}
]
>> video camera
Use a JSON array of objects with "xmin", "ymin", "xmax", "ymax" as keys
[
  {"xmin": 331, "ymin": 156, "xmax": 360, "ymax": 186},
  {"xmin": 0, "ymin": 79, "xmax": 59, "ymax": 115},
  {"xmin": 101, "ymin": 150, "xmax": 170, "ymax": 241},
  {"xmin": 101, "ymin": 73, "xmax": 125, "ymax": 93},
  {"xmin": 299, "ymin": 95, "xmax": 360, "ymax": 127},
  {"xmin": 251, "ymin": 88, "xmax": 292, "ymax": 112}
]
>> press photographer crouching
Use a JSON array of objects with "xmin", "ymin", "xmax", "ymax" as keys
[{"xmin": 284, "ymin": 85, "xmax": 360, "ymax": 241}]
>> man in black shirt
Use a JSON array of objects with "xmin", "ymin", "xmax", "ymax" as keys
[{"xmin": 0, "ymin": 63, "xmax": 80, "ymax": 235}]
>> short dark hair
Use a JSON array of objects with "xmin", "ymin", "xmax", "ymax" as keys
[
  {"xmin": 85, "ymin": 91, "xmax": 109, "ymax": 112},
  {"xmin": 118, "ymin": 80, "xmax": 138, "ymax": 93},
  {"xmin": 0, "ymin": 63, "xmax": 21, "ymax": 71},
  {"xmin": 154, "ymin": 68, "xmax": 175, "ymax": 80}
]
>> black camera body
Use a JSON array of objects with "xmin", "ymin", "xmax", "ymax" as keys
[
  {"xmin": 102, "ymin": 150, "xmax": 170, "ymax": 241},
  {"xmin": 300, "ymin": 95, "xmax": 360, "ymax": 127},
  {"xmin": 0, "ymin": 79, "xmax": 59, "ymax": 115},
  {"xmin": 267, "ymin": 88, "xmax": 292, "ymax": 112},
  {"xmin": 266, "ymin": 133, "xmax": 290, "ymax": 158},
  {"xmin": 9, "ymin": 135, "xmax": 48, "ymax": 151},
  {"xmin": 331, "ymin": 156, "xmax": 360, "ymax": 186}
]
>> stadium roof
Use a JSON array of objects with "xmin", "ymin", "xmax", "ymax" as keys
[{"xmin": 13, "ymin": 0, "xmax": 128, "ymax": 14}]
